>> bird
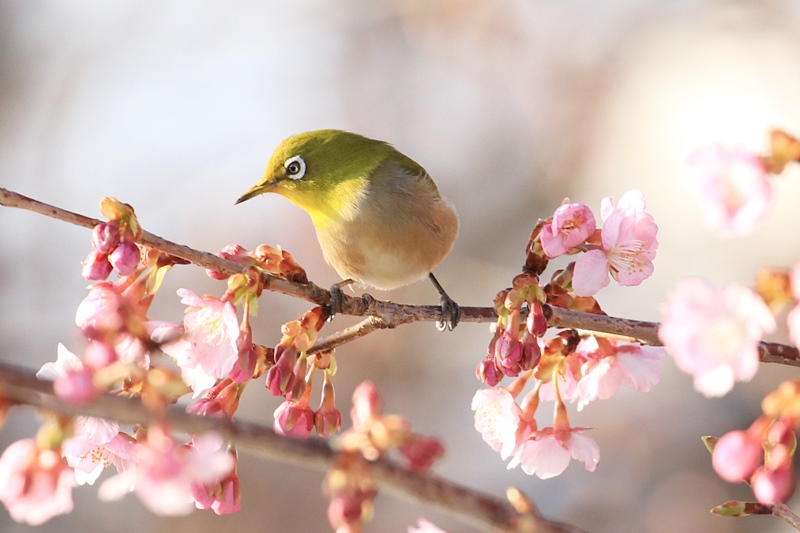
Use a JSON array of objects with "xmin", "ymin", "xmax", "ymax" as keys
[{"xmin": 235, "ymin": 129, "xmax": 460, "ymax": 330}]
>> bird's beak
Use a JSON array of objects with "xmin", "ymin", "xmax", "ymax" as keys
[{"xmin": 235, "ymin": 180, "xmax": 274, "ymax": 205}]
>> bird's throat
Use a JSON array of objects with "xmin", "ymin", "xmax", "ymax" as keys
[{"xmin": 290, "ymin": 177, "xmax": 370, "ymax": 230}]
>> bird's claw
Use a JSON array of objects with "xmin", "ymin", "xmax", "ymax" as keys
[
  {"xmin": 436, "ymin": 294, "xmax": 460, "ymax": 331},
  {"xmin": 327, "ymin": 285, "xmax": 344, "ymax": 322},
  {"xmin": 327, "ymin": 279, "xmax": 354, "ymax": 322}
]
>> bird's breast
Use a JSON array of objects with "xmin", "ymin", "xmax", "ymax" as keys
[{"xmin": 313, "ymin": 187, "xmax": 458, "ymax": 290}]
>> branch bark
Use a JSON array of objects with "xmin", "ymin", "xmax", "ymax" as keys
[
  {"xmin": 1, "ymin": 186, "xmax": 797, "ymax": 367},
  {"xmin": 0, "ymin": 362, "xmax": 584, "ymax": 533}
]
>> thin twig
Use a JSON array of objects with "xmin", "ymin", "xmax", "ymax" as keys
[
  {"xmin": 1, "ymin": 186, "xmax": 798, "ymax": 367},
  {"xmin": 773, "ymin": 503, "xmax": 800, "ymax": 530},
  {"xmin": 0, "ymin": 362, "xmax": 584, "ymax": 533}
]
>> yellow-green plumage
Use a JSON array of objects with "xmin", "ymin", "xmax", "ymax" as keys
[{"xmin": 236, "ymin": 130, "xmax": 459, "ymax": 291}]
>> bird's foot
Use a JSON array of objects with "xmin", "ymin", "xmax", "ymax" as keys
[
  {"xmin": 436, "ymin": 293, "xmax": 460, "ymax": 331},
  {"xmin": 429, "ymin": 273, "xmax": 460, "ymax": 331},
  {"xmin": 327, "ymin": 279, "xmax": 354, "ymax": 322}
]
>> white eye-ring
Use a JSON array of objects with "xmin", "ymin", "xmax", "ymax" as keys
[{"xmin": 284, "ymin": 155, "xmax": 306, "ymax": 180}]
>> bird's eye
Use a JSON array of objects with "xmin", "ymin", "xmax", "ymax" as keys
[{"xmin": 284, "ymin": 156, "xmax": 306, "ymax": 180}]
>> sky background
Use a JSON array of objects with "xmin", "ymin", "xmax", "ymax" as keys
[{"xmin": 2, "ymin": 1, "xmax": 800, "ymax": 532}]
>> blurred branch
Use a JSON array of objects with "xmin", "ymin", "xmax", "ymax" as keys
[
  {"xmin": 0, "ymin": 361, "xmax": 584, "ymax": 533},
  {"xmin": 772, "ymin": 503, "xmax": 800, "ymax": 529},
  {"xmin": 1, "ymin": 186, "xmax": 798, "ymax": 367}
]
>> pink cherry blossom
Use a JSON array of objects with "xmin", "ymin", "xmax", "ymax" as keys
[
  {"xmin": 0, "ymin": 439, "xmax": 75, "ymax": 525},
  {"xmin": 61, "ymin": 417, "xmax": 136, "ymax": 485},
  {"xmin": 686, "ymin": 144, "xmax": 772, "ymax": 237},
  {"xmin": 572, "ymin": 338, "xmax": 665, "ymax": 410},
  {"xmin": 160, "ymin": 289, "xmax": 239, "ymax": 395},
  {"xmin": 99, "ymin": 429, "xmax": 234, "ymax": 516},
  {"xmin": 511, "ymin": 427, "xmax": 600, "ymax": 479},
  {"xmin": 540, "ymin": 202, "xmax": 596, "ymax": 258},
  {"xmin": 472, "ymin": 388, "xmax": 522, "ymax": 459},
  {"xmin": 37, "ymin": 344, "xmax": 84, "ymax": 381},
  {"xmin": 409, "ymin": 517, "xmax": 448, "ymax": 533},
  {"xmin": 659, "ymin": 278, "xmax": 775, "ymax": 397},
  {"xmin": 573, "ymin": 190, "xmax": 658, "ymax": 296}
]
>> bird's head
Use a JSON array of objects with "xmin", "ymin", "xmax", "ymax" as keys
[{"xmin": 236, "ymin": 130, "xmax": 395, "ymax": 221}]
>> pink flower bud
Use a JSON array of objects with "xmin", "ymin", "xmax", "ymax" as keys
[
  {"xmin": 265, "ymin": 346, "xmax": 297, "ymax": 397},
  {"xmin": 351, "ymin": 381, "xmax": 383, "ymax": 430},
  {"xmin": 206, "ymin": 244, "xmax": 251, "ymax": 279},
  {"xmin": 712, "ymin": 430, "xmax": 763, "ymax": 482},
  {"xmin": 108, "ymin": 241, "xmax": 140, "ymax": 276},
  {"xmin": 398, "ymin": 434, "xmax": 445, "ymax": 472},
  {"xmin": 53, "ymin": 368, "xmax": 98, "ymax": 405},
  {"xmin": 315, "ymin": 375, "xmax": 342, "ymax": 437},
  {"xmin": 520, "ymin": 330, "xmax": 541, "ymax": 370},
  {"xmin": 187, "ymin": 379, "xmax": 243, "ymax": 418},
  {"xmin": 752, "ymin": 464, "xmax": 796, "ymax": 505},
  {"xmin": 81, "ymin": 250, "xmax": 113, "ymax": 280},
  {"xmin": 526, "ymin": 303, "xmax": 548, "ymax": 336},
  {"xmin": 75, "ymin": 282, "xmax": 125, "ymax": 334},
  {"xmin": 83, "ymin": 340, "xmax": 118, "ymax": 369},
  {"xmin": 273, "ymin": 398, "xmax": 315, "ymax": 439},
  {"xmin": 230, "ymin": 326, "xmax": 257, "ymax": 383},
  {"xmin": 476, "ymin": 356, "xmax": 501, "ymax": 386},
  {"xmin": 91, "ymin": 221, "xmax": 121, "ymax": 254},
  {"xmin": 540, "ymin": 202, "xmax": 596, "ymax": 258},
  {"xmin": 315, "ymin": 405, "xmax": 343, "ymax": 438},
  {"xmin": 494, "ymin": 332, "xmax": 523, "ymax": 376}
]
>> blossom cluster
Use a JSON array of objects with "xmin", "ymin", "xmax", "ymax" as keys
[
  {"xmin": 473, "ymin": 191, "xmax": 664, "ymax": 478},
  {"xmin": 659, "ymin": 258, "xmax": 800, "ymax": 399},
  {"xmin": 670, "ymin": 129, "xmax": 800, "ymax": 516},
  {"xmin": 685, "ymin": 129, "xmax": 800, "ymax": 237},
  {"xmin": 659, "ymin": 265, "xmax": 800, "ymax": 508},
  {"xmin": 325, "ymin": 382, "xmax": 445, "ymax": 532},
  {"xmin": 81, "ymin": 198, "xmax": 143, "ymax": 280},
  {"xmin": 0, "ymin": 198, "xmax": 325, "ymax": 524},
  {"xmin": 709, "ymin": 380, "xmax": 800, "ymax": 508}
]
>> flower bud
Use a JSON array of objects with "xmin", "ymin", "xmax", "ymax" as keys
[
  {"xmin": 53, "ymin": 368, "xmax": 98, "ymax": 405},
  {"xmin": 712, "ymin": 430, "xmax": 763, "ymax": 482},
  {"xmin": 476, "ymin": 356, "xmax": 501, "ymax": 386},
  {"xmin": 265, "ymin": 346, "xmax": 297, "ymax": 397},
  {"xmin": 109, "ymin": 241, "xmax": 140, "ymax": 276},
  {"xmin": 91, "ymin": 221, "xmax": 121, "ymax": 254},
  {"xmin": 81, "ymin": 250, "xmax": 113, "ymax": 281},
  {"xmin": 752, "ymin": 464, "xmax": 796, "ymax": 504},
  {"xmin": 274, "ymin": 396, "xmax": 315, "ymax": 439}
]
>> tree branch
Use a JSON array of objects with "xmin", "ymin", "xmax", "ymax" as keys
[
  {"xmin": 1, "ymin": 187, "xmax": 797, "ymax": 367},
  {"xmin": 0, "ymin": 362, "xmax": 584, "ymax": 533}
]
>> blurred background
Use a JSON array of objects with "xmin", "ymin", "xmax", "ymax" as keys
[{"xmin": 2, "ymin": 1, "xmax": 800, "ymax": 532}]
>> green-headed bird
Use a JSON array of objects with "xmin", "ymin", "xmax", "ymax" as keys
[{"xmin": 236, "ymin": 129, "xmax": 460, "ymax": 329}]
